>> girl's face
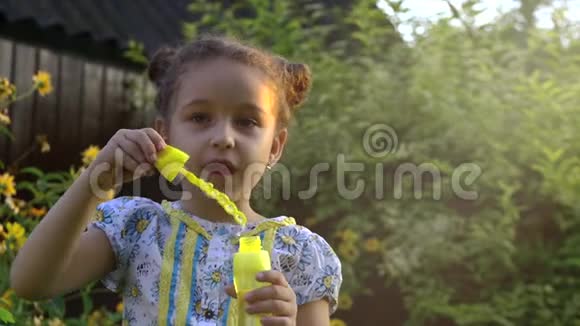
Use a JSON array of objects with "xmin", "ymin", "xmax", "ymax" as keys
[{"xmin": 155, "ymin": 58, "xmax": 287, "ymax": 200}]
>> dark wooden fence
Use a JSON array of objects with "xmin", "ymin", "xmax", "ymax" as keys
[
  {"xmin": 0, "ymin": 36, "xmax": 156, "ymax": 171},
  {"xmin": 0, "ymin": 36, "xmax": 165, "ymax": 320}
]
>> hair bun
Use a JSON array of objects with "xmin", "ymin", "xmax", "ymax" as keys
[
  {"xmin": 283, "ymin": 62, "xmax": 312, "ymax": 109},
  {"xmin": 147, "ymin": 46, "xmax": 178, "ymax": 87}
]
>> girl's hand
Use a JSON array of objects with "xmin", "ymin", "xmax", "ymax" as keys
[
  {"xmin": 88, "ymin": 128, "xmax": 166, "ymax": 192},
  {"xmin": 225, "ymin": 270, "xmax": 297, "ymax": 326}
]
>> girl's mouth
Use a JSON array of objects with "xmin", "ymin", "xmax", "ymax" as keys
[{"xmin": 204, "ymin": 161, "xmax": 236, "ymax": 176}]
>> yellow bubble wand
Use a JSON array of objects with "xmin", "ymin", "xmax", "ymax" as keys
[{"xmin": 154, "ymin": 145, "xmax": 248, "ymax": 226}]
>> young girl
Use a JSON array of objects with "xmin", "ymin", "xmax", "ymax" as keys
[{"xmin": 10, "ymin": 36, "xmax": 342, "ymax": 325}]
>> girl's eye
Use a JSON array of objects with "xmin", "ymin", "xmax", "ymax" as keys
[
  {"xmin": 190, "ymin": 113, "xmax": 257, "ymax": 128},
  {"xmin": 191, "ymin": 113, "xmax": 210, "ymax": 124},
  {"xmin": 236, "ymin": 118, "xmax": 258, "ymax": 128}
]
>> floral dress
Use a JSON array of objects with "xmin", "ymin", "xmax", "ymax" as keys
[{"xmin": 89, "ymin": 196, "xmax": 342, "ymax": 325}]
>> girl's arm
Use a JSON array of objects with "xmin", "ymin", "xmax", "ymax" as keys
[
  {"xmin": 297, "ymin": 300, "xmax": 330, "ymax": 326},
  {"xmin": 10, "ymin": 128, "xmax": 165, "ymax": 300},
  {"xmin": 9, "ymin": 167, "xmax": 115, "ymax": 300}
]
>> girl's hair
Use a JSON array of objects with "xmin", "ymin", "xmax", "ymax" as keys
[{"xmin": 147, "ymin": 35, "xmax": 312, "ymax": 129}]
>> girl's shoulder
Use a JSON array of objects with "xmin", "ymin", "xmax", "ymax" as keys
[
  {"xmin": 274, "ymin": 222, "xmax": 336, "ymax": 255},
  {"xmin": 97, "ymin": 195, "xmax": 161, "ymax": 210},
  {"xmin": 93, "ymin": 196, "xmax": 166, "ymax": 225},
  {"xmin": 273, "ymin": 223, "xmax": 340, "ymax": 277}
]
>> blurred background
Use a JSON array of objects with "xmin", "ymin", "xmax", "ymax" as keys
[{"xmin": 1, "ymin": 0, "xmax": 580, "ymax": 325}]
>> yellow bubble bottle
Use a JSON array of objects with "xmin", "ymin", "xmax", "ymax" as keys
[{"xmin": 233, "ymin": 236, "xmax": 271, "ymax": 326}]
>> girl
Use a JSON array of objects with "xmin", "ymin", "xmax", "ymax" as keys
[{"xmin": 10, "ymin": 35, "xmax": 342, "ymax": 325}]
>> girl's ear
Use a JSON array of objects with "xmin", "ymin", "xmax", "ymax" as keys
[
  {"xmin": 154, "ymin": 117, "xmax": 170, "ymax": 142},
  {"xmin": 269, "ymin": 128, "xmax": 288, "ymax": 166}
]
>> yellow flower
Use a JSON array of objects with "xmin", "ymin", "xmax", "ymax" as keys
[
  {"xmin": 88, "ymin": 310, "xmax": 104, "ymax": 326},
  {"xmin": 4, "ymin": 222, "xmax": 27, "ymax": 250},
  {"xmin": 116, "ymin": 301, "xmax": 124, "ymax": 313},
  {"xmin": 211, "ymin": 271, "xmax": 222, "ymax": 283},
  {"xmin": 130, "ymin": 285, "xmax": 141, "ymax": 297},
  {"xmin": 338, "ymin": 242, "xmax": 359, "ymax": 262},
  {"xmin": 323, "ymin": 275, "xmax": 334, "ymax": 289},
  {"xmin": 281, "ymin": 235, "xmax": 296, "ymax": 245},
  {"xmin": 33, "ymin": 315, "xmax": 44, "ymax": 326},
  {"xmin": 0, "ymin": 173, "xmax": 16, "ymax": 197},
  {"xmin": 48, "ymin": 318, "xmax": 66, "ymax": 326},
  {"xmin": 93, "ymin": 210, "xmax": 104, "ymax": 222},
  {"xmin": 0, "ymin": 109, "xmax": 10, "ymax": 125},
  {"xmin": 338, "ymin": 292, "xmax": 353, "ymax": 310},
  {"xmin": 4, "ymin": 196, "xmax": 26, "ymax": 214},
  {"xmin": 36, "ymin": 134, "xmax": 51, "ymax": 153},
  {"xmin": 33, "ymin": 71, "xmax": 53, "ymax": 96},
  {"xmin": 82, "ymin": 145, "xmax": 100, "ymax": 166},
  {"xmin": 28, "ymin": 207, "xmax": 47, "ymax": 218},
  {"xmin": 136, "ymin": 218, "xmax": 149, "ymax": 233},
  {"xmin": 0, "ymin": 288, "xmax": 14, "ymax": 309},
  {"xmin": 41, "ymin": 141, "xmax": 51, "ymax": 153},
  {"xmin": 330, "ymin": 318, "xmax": 347, "ymax": 326},
  {"xmin": 0, "ymin": 225, "xmax": 6, "ymax": 254},
  {"xmin": 364, "ymin": 237, "xmax": 381, "ymax": 253},
  {"xmin": 337, "ymin": 229, "xmax": 358, "ymax": 242},
  {"xmin": 5, "ymin": 197, "xmax": 18, "ymax": 214},
  {"xmin": 0, "ymin": 78, "xmax": 16, "ymax": 101}
]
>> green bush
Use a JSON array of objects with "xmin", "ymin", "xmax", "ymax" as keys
[{"xmin": 184, "ymin": 0, "xmax": 580, "ymax": 325}]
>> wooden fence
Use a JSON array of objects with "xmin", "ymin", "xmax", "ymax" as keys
[{"xmin": 0, "ymin": 37, "xmax": 157, "ymax": 171}]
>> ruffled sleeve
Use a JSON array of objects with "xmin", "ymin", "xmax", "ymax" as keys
[
  {"xmin": 87, "ymin": 196, "xmax": 158, "ymax": 293},
  {"xmin": 282, "ymin": 227, "xmax": 343, "ymax": 314}
]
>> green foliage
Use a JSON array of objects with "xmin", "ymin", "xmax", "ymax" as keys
[
  {"xmin": 123, "ymin": 40, "xmax": 149, "ymax": 65},
  {"xmin": 0, "ymin": 307, "xmax": 15, "ymax": 324},
  {"xmin": 183, "ymin": 0, "xmax": 580, "ymax": 324},
  {"xmin": 1, "ymin": 151, "xmax": 121, "ymax": 323}
]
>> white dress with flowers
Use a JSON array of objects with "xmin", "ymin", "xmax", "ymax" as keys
[{"xmin": 89, "ymin": 196, "xmax": 342, "ymax": 326}]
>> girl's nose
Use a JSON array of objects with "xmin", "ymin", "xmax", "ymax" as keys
[{"xmin": 210, "ymin": 122, "xmax": 235, "ymax": 150}]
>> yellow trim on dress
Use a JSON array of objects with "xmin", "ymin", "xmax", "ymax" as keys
[
  {"xmin": 231, "ymin": 217, "xmax": 296, "ymax": 244},
  {"xmin": 157, "ymin": 217, "xmax": 181, "ymax": 326},
  {"xmin": 175, "ymin": 228, "xmax": 199, "ymax": 325},
  {"xmin": 161, "ymin": 200, "xmax": 212, "ymax": 240}
]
